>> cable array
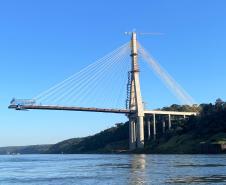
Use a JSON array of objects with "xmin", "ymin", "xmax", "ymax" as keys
[
  {"xmin": 32, "ymin": 40, "xmax": 195, "ymax": 109},
  {"xmin": 138, "ymin": 43, "xmax": 195, "ymax": 105},
  {"xmin": 34, "ymin": 42, "xmax": 131, "ymax": 109}
]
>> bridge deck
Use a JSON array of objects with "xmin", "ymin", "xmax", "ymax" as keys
[
  {"xmin": 144, "ymin": 110, "xmax": 197, "ymax": 116},
  {"xmin": 8, "ymin": 104, "xmax": 197, "ymax": 116},
  {"xmin": 8, "ymin": 105, "xmax": 131, "ymax": 114}
]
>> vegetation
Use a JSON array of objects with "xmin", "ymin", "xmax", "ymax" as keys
[
  {"xmin": 48, "ymin": 122, "xmax": 129, "ymax": 153},
  {"xmin": 147, "ymin": 98, "xmax": 226, "ymax": 154},
  {"xmin": 0, "ymin": 99, "xmax": 225, "ymax": 154},
  {"xmin": 0, "ymin": 145, "xmax": 51, "ymax": 155},
  {"xmin": 160, "ymin": 103, "xmax": 200, "ymax": 112}
]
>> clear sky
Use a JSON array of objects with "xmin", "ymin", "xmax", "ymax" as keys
[{"xmin": 1, "ymin": 0, "xmax": 226, "ymax": 147}]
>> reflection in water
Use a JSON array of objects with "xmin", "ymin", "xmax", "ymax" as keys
[{"xmin": 129, "ymin": 154, "xmax": 147, "ymax": 185}]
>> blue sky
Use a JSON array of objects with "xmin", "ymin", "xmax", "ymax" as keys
[{"xmin": 0, "ymin": 0, "xmax": 226, "ymax": 147}]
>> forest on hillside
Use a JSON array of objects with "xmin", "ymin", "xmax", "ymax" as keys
[
  {"xmin": 1, "ymin": 99, "xmax": 225, "ymax": 154},
  {"xmin": 147, "ymin": 99, "xmax": 226, "ymax": 153},
  {"xmin": 47, "ymin": 98, "xmax": 226, "ymax": 154}
]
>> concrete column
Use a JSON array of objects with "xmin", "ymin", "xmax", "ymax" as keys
[
  {"xmin": 153, "ymin": 114, "xmax": 156, "ymax": 140},
  {"xmin": 129, "ymin": 119, "xmax": 136, "ymax": 150},
  {"xmin": 162, "ymin": 120, "xmax": 166, "ymax": 134},
  {"xmin": 168, "ymin": 114, "xmax": 171, "ymax": 129},
  {"xmin": 137, "ymin": 116, "xmax": 144, "ymax": 148},
  {"xmin": 184, "ymin": 115, "xmax": 186, "ymax": 119},
  {"xmin": 133, "ymin": 120, "xmax": 136, "ymax": 144},
  {"xmin": 147, "ymin": 118, "xmax": 151, "ymax": 140}
]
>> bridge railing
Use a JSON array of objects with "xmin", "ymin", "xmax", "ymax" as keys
[{"xmin": 10, "ymin": 98, "xmax": 36, "ymax": 110}]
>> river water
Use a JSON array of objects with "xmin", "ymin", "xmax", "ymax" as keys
[{"xmin": 0, "ymin": 154, "xmax": 226, "ymax": 185}]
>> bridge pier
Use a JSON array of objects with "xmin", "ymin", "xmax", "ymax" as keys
[
  {"xmin": 129, "ymin": 116, "xmax": 144, "ymax": 150},
  {"xmin": 162, "ymin": 119, "xmax": 166, "ymax": 134},
  {"xmin": 168, "ymin": 114, "xmax": 171, "ymax": 129},
  {"xmin": 147, "ymin": 117, "xmax": 151, "ymax": 140},
  {"xmin": 136, "ymin": 116, "xmax": 144, "ymax": 148},
  {"xmin": 129, "ymin": 118, "xmax": 136, "ymax": 150},
  {"xmin": 153, "ymin": 114, "xmax": 156, "ymax": 140}
]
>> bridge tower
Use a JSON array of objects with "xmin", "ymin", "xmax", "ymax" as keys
[{"xmin": 129, "ymin": 32, "xmax": 144, "ymax": 150}]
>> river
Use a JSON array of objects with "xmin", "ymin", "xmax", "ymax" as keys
[{"xmin": 0, "ymin": 154, "xmax": 226, "ymax": 185}]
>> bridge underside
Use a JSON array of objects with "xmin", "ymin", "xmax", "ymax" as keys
[
  {"xmin": 8, "ymin": 105, "xmax": 131, "ymax": 114},
  {"xmin": 144, "ymin": 110, "xmax": 197, "ymax": 116},
  {"xmin": 8, "ymin": 104, "xmax": 196, "ymax": 116}
]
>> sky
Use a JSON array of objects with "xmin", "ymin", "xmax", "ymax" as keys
[{"xmin": 0, "ymin": 0, "xmax": 226, "ymax": 147}]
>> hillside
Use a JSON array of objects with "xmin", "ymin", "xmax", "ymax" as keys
[
  {"xmin": 0, "ymin": 145, "xmax": 52, "ymax": 155},
  {"xmin": 48, "ymin": 99, "xmax": 226, "ymax": 154},
  {"xmin": 46, "ymin": 99, "xmax": 226, "ymax": 154},
  {"xmin": 1, "ymin": 99, "xmax": 226, "ymax": 154},
  {"xmin": 144, "ymin": 99, "xmax": 226, "ymax": 154},
  {"xmin": 48, "ymin": 122, "xmax": 129, "ymax": 154}
]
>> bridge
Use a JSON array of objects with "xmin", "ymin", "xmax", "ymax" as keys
[{"xmin": 9, "ymin": 32, "xmax": 197, "ymax": 150}]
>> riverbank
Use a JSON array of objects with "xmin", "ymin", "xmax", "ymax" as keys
[
  {"xmin": 1, "ymin": 101, "xmax": 226, "ymax": 155},
  {"xmin": 1, "ymin": 125, "xmax": 226, "ymax": 155}
]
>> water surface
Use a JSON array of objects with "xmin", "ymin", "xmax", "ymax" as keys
[{"xmin": 0, "ymin": 154, "xmax": 226, "ymax": 185}]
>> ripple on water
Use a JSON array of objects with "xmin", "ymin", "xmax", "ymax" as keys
[
  {"xmin": 167, "ymin": 175, "xmax": 226, "ymax": 183},
  {"xmin": 174, "ymin": 163, "xmax": 226, "ymax": 168},
  {"xmin": 1, "ymin": 154, "xmax": 226, "ymax": 185},
  {"xmin": 97, "ymin": 163, "xmax": 131, "ymax": 168}
]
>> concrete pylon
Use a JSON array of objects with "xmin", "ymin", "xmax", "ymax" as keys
[
  {"xmin": 162, "ymin": 120, "xmax": 166, "ymax": 134},
  {"xmin": 129, "ymin": 68, "xmax": 136, "ymax": 150},
  {"xmin": 136, "ymin": 116, "xmax": 144, "ymax": 148},
  {"xmin": 153, "ymin": 114, "xmax": 156, "ymax": 140},
  {"xmin": 129, "ymin": 32, "xmax": 144, "ymax": 150},
  {"xmin": 147, "ymin": 118, "xmax": 151, "ymax": 140},
  {"xmin": 168, "ymin": 114, "xmax": 171, "ymax": 129},
  {"xmin": 129, "ymin": 118, "xmax": 136, "ymax": 150}
]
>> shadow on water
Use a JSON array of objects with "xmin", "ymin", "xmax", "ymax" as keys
[
  {"xmin": 167, "ymin": 175, "xmax": 226, "ymax": 183},
  {"xmin": 174, "ymin": 163, "xmax": 226, "ymax": 167}
]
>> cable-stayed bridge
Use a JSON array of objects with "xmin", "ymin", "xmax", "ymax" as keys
[{"xmin": 9, "ymin": 32, "xmax": 197, "ymax": 150}]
